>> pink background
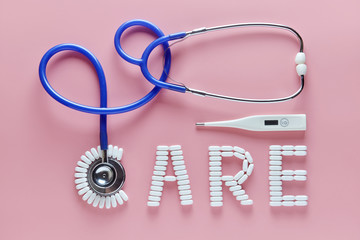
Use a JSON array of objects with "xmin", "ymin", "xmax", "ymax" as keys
[{"xmin": 1, "ymin": 0, "xmax": 359, "ymax": 239}]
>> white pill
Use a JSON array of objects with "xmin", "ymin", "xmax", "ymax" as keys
[
  {"xmin": 110, "ymin": 195, "xmax": 117, "ymax": 208},
  {"xmin": 270, "ymin": 161, "xmax": 282, "ymax": 166},
  {"xmin": 270, "ymin": 196, "xmax": 282, "ymax": 201},
  {"xmin": 269, "ymin": 166, "xmax": 282, "ymax": 171},
  {"xmin": 210, "ymin": 161, "xmax": 221, "ymax": 166},
  {"xmin": 296, "ymin": 63, "xmax": 307, "ymax": 76},
  {"xmin": 179, "ymin": 185, "xmax": 191, "ymax": 190},
  {"xmin": 241, "ymin": 200, "xmax": 253, "ymax": 205},
  {"xmin": 270, "ymin": 186, "xmax": 282, "ymax": 191},
  {"xmin": 281, "ymin": 176, "xmax": 294, "ymax": 181},
  {"xmin": 283, "ymin": 195, "xmax": 295, "ymax": 201},
  {"xmin": 87, "ymin": 192, "xmax": 97, "ymax": 205},
  {"xmin": 269, "ymin": 151, "xmax": 281, "ymax": 156},
  {"xmin": 177, "ymin": 175, "xmax": 189, "ymax": 181},
  {"xmin": 171, "ymin": 155, "xmax": 184, "ymax": 161},
  {"xmin": 156, "ymin": 156, "xmax": 168, "ymax": 161},
  {"xmin": 282, "ymin": 201, "xmax": 295, "ymax": 206},
  {"xmin": 75, "ymin": 172, "xmax": 87, "ymax": 178},
  {"xmin": 209, "ymin": 156, "xmax": 222, "ymax": 161},
  {"xmin": 209, "ymin": 176, "xmax": 222, "ymax": 181},
  {"xmin": 175, "ymin": 170, "xmax": 187, "ymax": 176},
  {"xmin": 80, "ymin": 155, "xmax": 92, "ymax": 165},
  {"xmin": 209, "ymin": 146, "xmax": 220, "ymax": 151},
  {"xmin": 211, "ymin": 196, "xmax": 223, "ymax": 201},
  {"xmin": 174, "ymin": 165, "xmax": 186, "ymax": 171},
  {"xmin": 294, "ymin": 176, "xmax": 307, "ymax": 181},
  {"xmin": 294, "ymin": 170, "xmax": 307, "ymax": 175},
  {"xmin": 156, "ymin": 161, "xmax": 168, "ymax": 166},
  {"xmin": 117, "ymin": 148, "xmax": 123, "ymax": 161},
  {"xmin": 247, "ymin": 164, "xmax": 254, "ymax": 176},
  {"xmin": 269, "ymin": 145, "xmax": 282, "ymax": 150},
  {"xmin": 180, "ymin": 195, "xmax": 193, "ymax": 200},
  {"xmin": 242, "ymin": 160, "xmax": 248, "ymax": 171},
  {"xmin": 295, "ymin": 195, "xmax": 308, "ymax": 201},
  {"xmin": 270, "ymin": 181, "xmax": 282, "ymax": 186},
  {"xmin": 148, "ymin": 196, "xmax": 161, "ymax": 202},
  {"xmin": 76, "ymin": 182, "xmax": 88, "ymax": 190},
  {"xmin": 147, "ymin": 201, "xmax": 160, "ymax": 207},
  {"xmin": 245, "ymin": 152, "xmax": 253, "ymax": 163},
  {"xmin": 270, "ymin": 156, "xmax": 282, "ymax": 161},
  {"xmin": 113, "ymin": 147, "xmax": 119, "ymax": 159},
  {"xmin": 234, "ymin": 146, "xmax": 245, "ymax": 153},
  {"xmin": 169, "ymin": 145, "xmax": 181, "ymax": 150},
  {"xmin": 234, "ymin": 171, "xmax": 245, "ymax": 181},
  {"xmin": 221, "ymin": 146, "xmax": 233, "ymax": 151},
  {"xmin": 221, "ymin": 151, "xmax": 234, "ymax": 157},
  {"xmin": 119, "ymin": 190, "xmax": 129, "ymax": 202},
  {"xmin": 152, "ymin": 176, "xmax": 164, "ymax": 181},
  {"xmin": 171, "ymin": 150, "xmax": 183, "ymax": 156},
  {"xmin": 210, "ymin": 186, "xmax": 222, "ymax": 191},
  {"xmin": 210, "ymin": 202, "xmax": 223, "ymax": 207},
  {"xmin": 269, "ymin": 176, "xmax": 281, "ymax": 181},
  {"xmin": 229, "ymin": 185, "xmax": 242, "ymax": 192},
  {"xmin": 209, "ymin": 172, "xmax": 222, "ymax": 176},
  {"xmin": 233, "ymin": 190, "xmax": 245, "ymax": 196},
  {"xmin": 107, "ymin": 145, "xmax": 113, "ymax": 158},
  {"xmin": 222, "ymin": 175, "xmax": 234, "ymax": 181},
  {"xmin": 295, "ymin": 201, "xmax": 308, "ymax": 206},
  {"xmin": 75, "ymin": 167, "xmax": 87, "ymax": 173},
  {"xmin": 295, "ymin": 145, "xmax": 307, "ymax": 151},
  {"xmin": 236, "ymin": 195, "xmax": 248, "ymax": 201},
  {"xmin": 270, "ymin": 201, "xmax": 282, "ymax": 206},
  {"xmin": 209, "ymin": 151, "xmax": 221, "ymax": 156},
  {"xmin": 210, "ymin": 181, "xmax": 222, "ymax": 186},
  {"xmin": 164, "ymin": 176, "xmax": 177, "ymax": 181},
  {"xmin": 75, "ymin": 178, "xmax": 87, "ymax": 184},
  {"xmin": 172, "ymin": 160, "xmax": 185, "ymax": 166},
  {"xmin": 152, "ymin": 181, "xmax": 164, "ymax": 186},
  {"xmin": 91, "ymin": 148, "xmax": 99, "ymax": 159},
  {"xmin": 295, "ymin": 52, "xmax": 306, "ymax": 64},
  {"xmin": 77, "ymin": 161, "xmax": 89, "ymax": 169},
  {"xmin": 181, "ymin": 200, "xmax": 193, "ymax": 205},
  {"xmin": 282, "ymin": 145, "xmax": 294, "ymax": 151},
  {"xmin": 157, "ymin": 145, "xmax": 169, "ymax": 151},
  {"xmin": 178, "ymin": 180, "xmax": 190, "ymax": 185},
  {"xmin": 209, "ymin": 166, "xmax": 222, "ymax": 171},
  {"xmin": 85, "ymin": 151, "xmax": 95, "ymax": 161},
  {"xmin": 151, "ymin": 186, "xmax": 163, "ymax": 191},
  {"xmin": 105, "ymin": 196, "xmax": 111, "ymax": 209},
  {"xmin": 179, "ymin": 190, "xmax": 191, "ymax": 195},
  {"xmin": 269, "ymin": 171, "xmax": 282, "ymax": 176},
  {"xmin": 282, "ymin": 170, "xmax": 294, "ymax": 176},
  {"xmin": 115, "ymin": 193, "xmax": 123, "ymax": 205},
  {"xmin": 150, "ymin": 191, "xmax": 162, "ymax": 197},
  {"xmin": 225, "ymin": 181, "xmax": 237, "ymax": 186},
  {"xmin": 156, "ymin": 151, "xmax": 168, "ymax": 156},
  {"xmin": 295, "ymin": 151, "xmax": 307, "ymax": 156},
  {"xmin": 154, "ymin": 166, "xmax": 166, "ymax": 171},
  {"xmin": 210, "ymin": 191, "xmax": 223, "ymax": 197},
  {"xmin": 238, "ymin": 175, "xmax": 248, "ymax": 184},
  {"xmin": 234, "ymin": 152, "xmax": 245, "ymax": 160},
  {"xmin": 270, "ymin": 191, "xmax": 283, "ymax": 196},
  {"xmin": 153, "ymin": 171, "xmax": 166, "ymax": 176},
  {"xmin": 282, "ymin": 151, "xmax": 294, "ymax": 156}
]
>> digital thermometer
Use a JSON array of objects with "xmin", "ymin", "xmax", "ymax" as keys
[{"xmin": 196, "ymin": 114, "xmax": 306, "ymax": 132}]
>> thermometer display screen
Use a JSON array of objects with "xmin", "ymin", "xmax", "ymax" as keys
[{"xmin": 264, "ymin": 120, "xmax": 279, "ymax": 126}]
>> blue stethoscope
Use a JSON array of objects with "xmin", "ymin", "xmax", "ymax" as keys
[{"xmin": 39, "ymin": 19, "xmax": 305, "ymax": 203}]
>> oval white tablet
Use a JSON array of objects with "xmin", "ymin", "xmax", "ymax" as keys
[
  {"xmin": 169, "ymin": 145, "xmax": 181, "ymax": 151},
  {"xmin": 294, "ymin": 176, "xmax": 307, "ymax": 181},
  {"xmin": 234, "ymin": 171, "xmax": 245, "ymax": 181},
  {"xmin": 147, "ymin": 201, "xmax": 160, "ymax": 207},
  {"xmin": 282, "ymin": 201, "xmax": 295, "ymax": 206},
  {"xmin": 225, "ymin": 181, "xmax": 237, "ymax": 186},
  {"xmin": 281, "ymin": 176, "xmax": 294, "ymax": 181},
  {"xmin": 241, "ymin": 200, "xmax": 253, "ymax": 205},
  {"xmin": 269, "ymin": 145, "xmax": 282, "ymax": 150},
  {"xmin": 282, "ymin": 195, "xmax": 295, "ymax": 201},
  {"xmin": 270, "ymin": 161, "xmax": 282, "ymax": 166},
  {"xmin": 210, "ymin": 202, "xmax": 223, "ymax": 207},
  {"xmin": 209, "ymin": 146, "xmax": 220, "ymax": 151},
  {"xmin": 294, "ymin": 170, "xmax": 307, "ymax": 175},
  {"xmin": 234, "ymin": 152, "xmax": 245, "ymax": 160},
  {"xmin": 234, "ymin": 146, "xmax": 245, "ymax": 154},
  {"xmin": 221, "ymin": 146, "xmax": 233, "ymax": 151},
  {"xmin": 269, "ymin": 166, "xmax": 282, "ymax": 171},
  {"xmin": 221, "ymin": 176, "xmax": 234, "ymax": 181},
  {"xmin": 237, "ymin": 175, "xmax": 248, "ymax": 184},
  {"xmin": 229, "ymin": 185, "xmax": 242, "ymax": 192},
  {"xmin": 164, "ymin": 176, "xmax": 177, "ymax": 181},
  {"xmin": 282, "ymin": 170, "xmax": 294, "ymax": 176},
  {"xmin": 157, "ymin": 145, "xmax": 169, "ymax": 151},
  {"xmin": 269, "ymin": 181, "xmax": 282, "ymax": 186},
  {"xmin": 210, "ymin": 186, "xmax": 222, "ymax": 191},
  {"xmin": 295, "ymin": 195, "xmax": 308, "ymax": 201}
]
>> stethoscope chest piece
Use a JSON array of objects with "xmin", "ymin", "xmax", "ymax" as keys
[{"xmin": 75, "ymin": 145, "xmax": 128, "ymax": 209}]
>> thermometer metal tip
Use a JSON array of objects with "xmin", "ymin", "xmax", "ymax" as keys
[{"xmin": 196, "ymin": 114, "xmax": 306, "ymax": 132}]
